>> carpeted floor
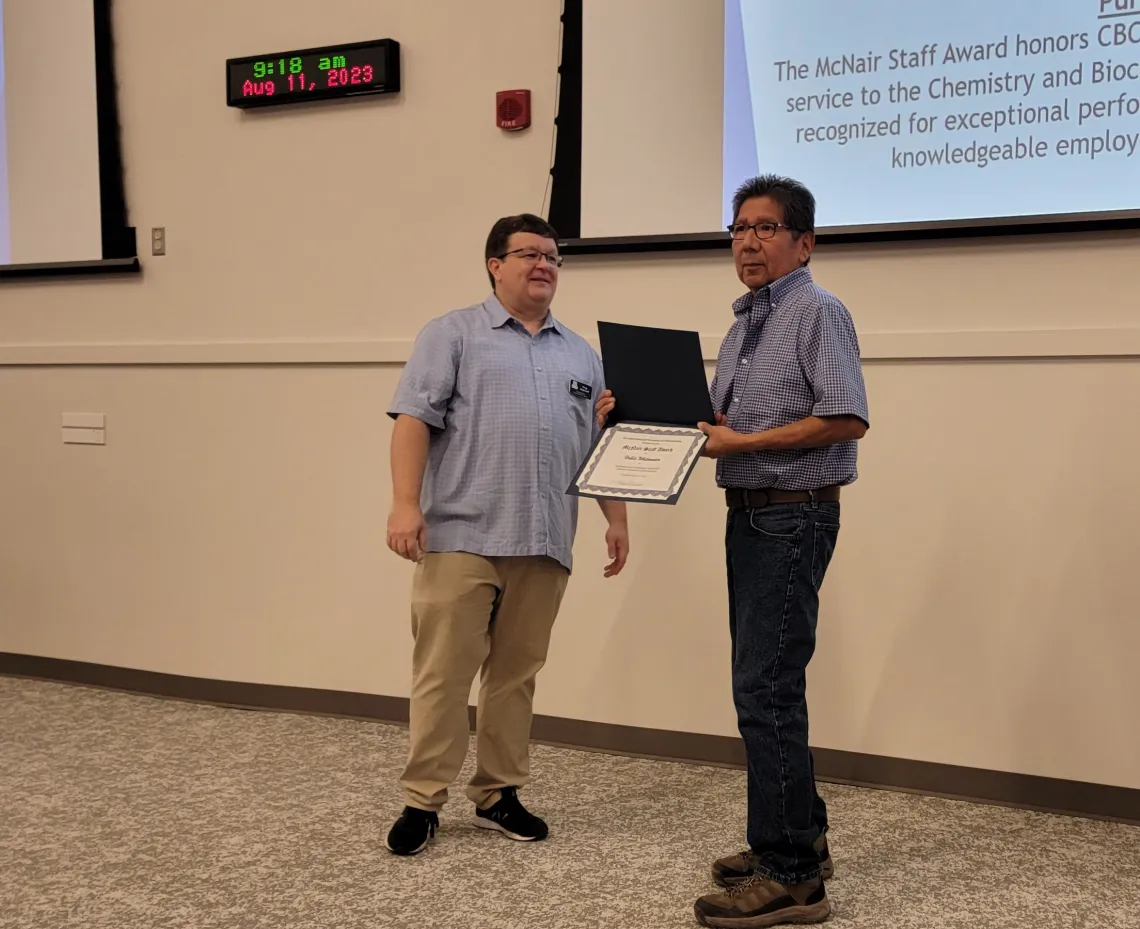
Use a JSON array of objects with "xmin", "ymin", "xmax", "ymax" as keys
[{"xmin": 1, "ymin": 676, "xmax": 1138, "ymax": 929}]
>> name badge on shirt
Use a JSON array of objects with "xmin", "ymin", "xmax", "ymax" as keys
[{"xmin": 568, "ymin": 379, "xmax": 593, "ymax": 400}]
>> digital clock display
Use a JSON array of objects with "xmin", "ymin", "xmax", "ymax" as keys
[{"xmin": 226, "ymin": 39, "xmax": 400, "ymax": 108}]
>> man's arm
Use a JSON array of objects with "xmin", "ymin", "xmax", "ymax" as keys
[
  {"xmin": 737, "ymin": 414, "xmax": 866, "ymax": 453},
  {"xmin": 387, "ymin": 415, "xmax": 431, "ymax": 561},
  {"xmin": 595, "ymin": 499, "xmax": 629, "ymax": 577},
  {"xmin": 589, "ymin": 355, "xmax": 630, "ymax": 576},
  {"xmin": 698, "ymin": 414, "xmax": 866, "ymax": 458},
  {"xmin": 385, "ymin": 318, "xmax": 459, "ymax": 562}
]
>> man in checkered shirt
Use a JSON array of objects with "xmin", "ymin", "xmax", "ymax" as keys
[{"xmin": 600, "ymin": 176, "xmax": 869, "ymax": 927}]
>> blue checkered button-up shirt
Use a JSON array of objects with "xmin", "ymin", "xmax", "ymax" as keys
[
  {"xmin": 387, "ymin": 295, "xmax": 604, "ymax": 573},
  {"xmin": 711, "ymin": 266, "xmax": 869, "ymax": 491}
]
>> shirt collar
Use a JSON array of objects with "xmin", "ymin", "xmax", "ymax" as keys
[
  {"xmin": 732, "ymin": 265, "xmax": 814, "ymax": 319},
  {"xmin": 484, "ymin": 293, "xmax": 563, "ymax": 334}
]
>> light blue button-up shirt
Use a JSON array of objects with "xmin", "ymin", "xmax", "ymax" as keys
[{"xmin": 388, "ymin": 295, "xmax": 604, "ymax": 573}]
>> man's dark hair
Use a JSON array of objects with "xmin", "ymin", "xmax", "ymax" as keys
[
  {"xmin": 485, "ymin": 213, "xmax": 559, "ymax": 288},
  {"xmin": 731, "ymin": 175, "xmax": 816, "ymax": 233}
]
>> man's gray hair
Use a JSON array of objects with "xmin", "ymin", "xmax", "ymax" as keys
[{"xmin": 731, "ymin": 175, "xmax": 816, "ymax": 233}]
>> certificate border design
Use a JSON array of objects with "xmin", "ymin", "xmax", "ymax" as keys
[{"xmin": 566, "ymin": 423, "xmax": 708, "ymax": 506}]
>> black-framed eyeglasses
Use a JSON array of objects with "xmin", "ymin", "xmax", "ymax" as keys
[
  {"xmin": 498, "ymin": 248, "xmax": 564, "ymax": 268},
  {"xmin": 726, "ymin": 222, "xmax": 794, "ymax": 240}
]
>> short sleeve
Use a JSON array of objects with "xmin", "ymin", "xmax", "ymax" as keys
[
  {"xmin": 590, "ymin": 347, "xmax": 607, "ymax": 438},
  {"xmin": 387, "ymin": 318, "xmax": 460, "ymax": 430},
  {"xmin": 801, "ymin": 298, "xmax": 870, "ymax": 427},
  {"xmin": 594, "ymin": 349, "xmax": 606, "ymax": 397}
]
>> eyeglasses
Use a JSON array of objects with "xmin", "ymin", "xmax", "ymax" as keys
[
  {"xmin": 498, "ymin": 248, "xmax": 564, "ymax": 268},
  {"xmin": 726, "ymin": 222, "xmax": 794, "ymax": 240}
]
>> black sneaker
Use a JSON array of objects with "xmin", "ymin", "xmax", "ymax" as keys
[
  {"xmin": 385, "ymin": 806, "xmax": 438, "ymax": 856},
  {"xmin": 473, "ymin": 787, "xmax": 548, "ymax": 841}
]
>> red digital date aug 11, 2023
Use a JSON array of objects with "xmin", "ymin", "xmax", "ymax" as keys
[{"xmin": 242, "ymin": 64, "xmax": 375, "ymax": 97}]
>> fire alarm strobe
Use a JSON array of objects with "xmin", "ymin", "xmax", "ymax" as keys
[{"xmin": 496, "ymin": 89, "xmax": 531, "ymax": 131}]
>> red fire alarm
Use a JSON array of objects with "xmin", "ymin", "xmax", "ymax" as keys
[{"xmin": 496, "ymin": 90, "xmax": 531, "ymax": 131}]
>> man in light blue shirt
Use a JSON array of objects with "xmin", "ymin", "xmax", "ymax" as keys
[{"xmin": 383, "ymin": 213, "xmax": 630, "ymax": 857}]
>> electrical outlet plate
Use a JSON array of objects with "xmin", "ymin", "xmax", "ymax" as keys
[{"xmin": 151, "ymin": 227, "xmax": 166, "ymax": 256}]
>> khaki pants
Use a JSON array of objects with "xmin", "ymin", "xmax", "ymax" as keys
[{"xmin": 401, "ymin": 552, "xmax": 569, "ymax": 812}]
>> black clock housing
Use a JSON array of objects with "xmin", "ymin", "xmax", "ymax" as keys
[{"xmin": 226, "ymin": 38, "xmax": 400, "ymax": 109}]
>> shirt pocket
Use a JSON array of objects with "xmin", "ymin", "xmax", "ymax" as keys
[{"xmin": 751, "ymin": 357, "xmax": 811, "ymax": 424}]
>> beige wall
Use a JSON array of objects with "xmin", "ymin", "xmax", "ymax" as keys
[{"xmin": 2, "ymin": 0, "xmax": 1139, "ymax": 791}]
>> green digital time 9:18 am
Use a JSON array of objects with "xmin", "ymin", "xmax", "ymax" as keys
[{"xmin": 253, "ymin": 55, "xmax": 350, "ymax": 79}]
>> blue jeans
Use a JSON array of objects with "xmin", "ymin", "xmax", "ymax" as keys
[{"xmin": 726, "ymin": 500, "xmax": 840, "ymax": 885}]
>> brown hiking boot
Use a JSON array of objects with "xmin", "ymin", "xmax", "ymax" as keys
[
  {"xmin": 694, "ymin": 876, "xmax": 830, "ymax": 928},
  {"xmin": 712, "ymin": 835, "xmax": 833, "ymax": 888}
]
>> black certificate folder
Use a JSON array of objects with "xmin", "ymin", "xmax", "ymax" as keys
[
  {"xmin": 597, "ymin": 322, "xmax": 715, "ymax": 427},
  {"xmin": 565, "ymin": 322, "xmax": 711, "ymax": 506}
]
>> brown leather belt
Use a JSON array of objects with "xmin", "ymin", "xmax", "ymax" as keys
[{"xmin": 724, "ymin": 486, "xmax": 841, "ymax": 509}]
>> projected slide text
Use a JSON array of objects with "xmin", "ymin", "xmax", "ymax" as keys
[{"xmin": 725, "ymin": 0, "xmax": 1140, "ymax": 227}]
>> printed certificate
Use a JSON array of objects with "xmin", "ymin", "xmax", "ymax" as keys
[{"xmin": 568, "ymin": 423, "xmax": 707, "ymax": 505}]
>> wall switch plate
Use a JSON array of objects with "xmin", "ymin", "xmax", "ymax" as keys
[
  {"xmin": 62, "ymin": 412, "xmax": 105, "ymax": 429},
  {"xmin": 62, "ymin": 427, "xmax": 106, "ymax": 445},
  {"xmin": 151, "ymin": 227, "xmax": 166, "ymax": 256}
]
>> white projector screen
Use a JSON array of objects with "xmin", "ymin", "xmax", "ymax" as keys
[
  {"xmin": 0, "ymin": 0, "xmax": 125, "ymax": 269},
  {"xmin": 577, "ymin": 0, "xmax": 1140, "ymax": 242}
]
